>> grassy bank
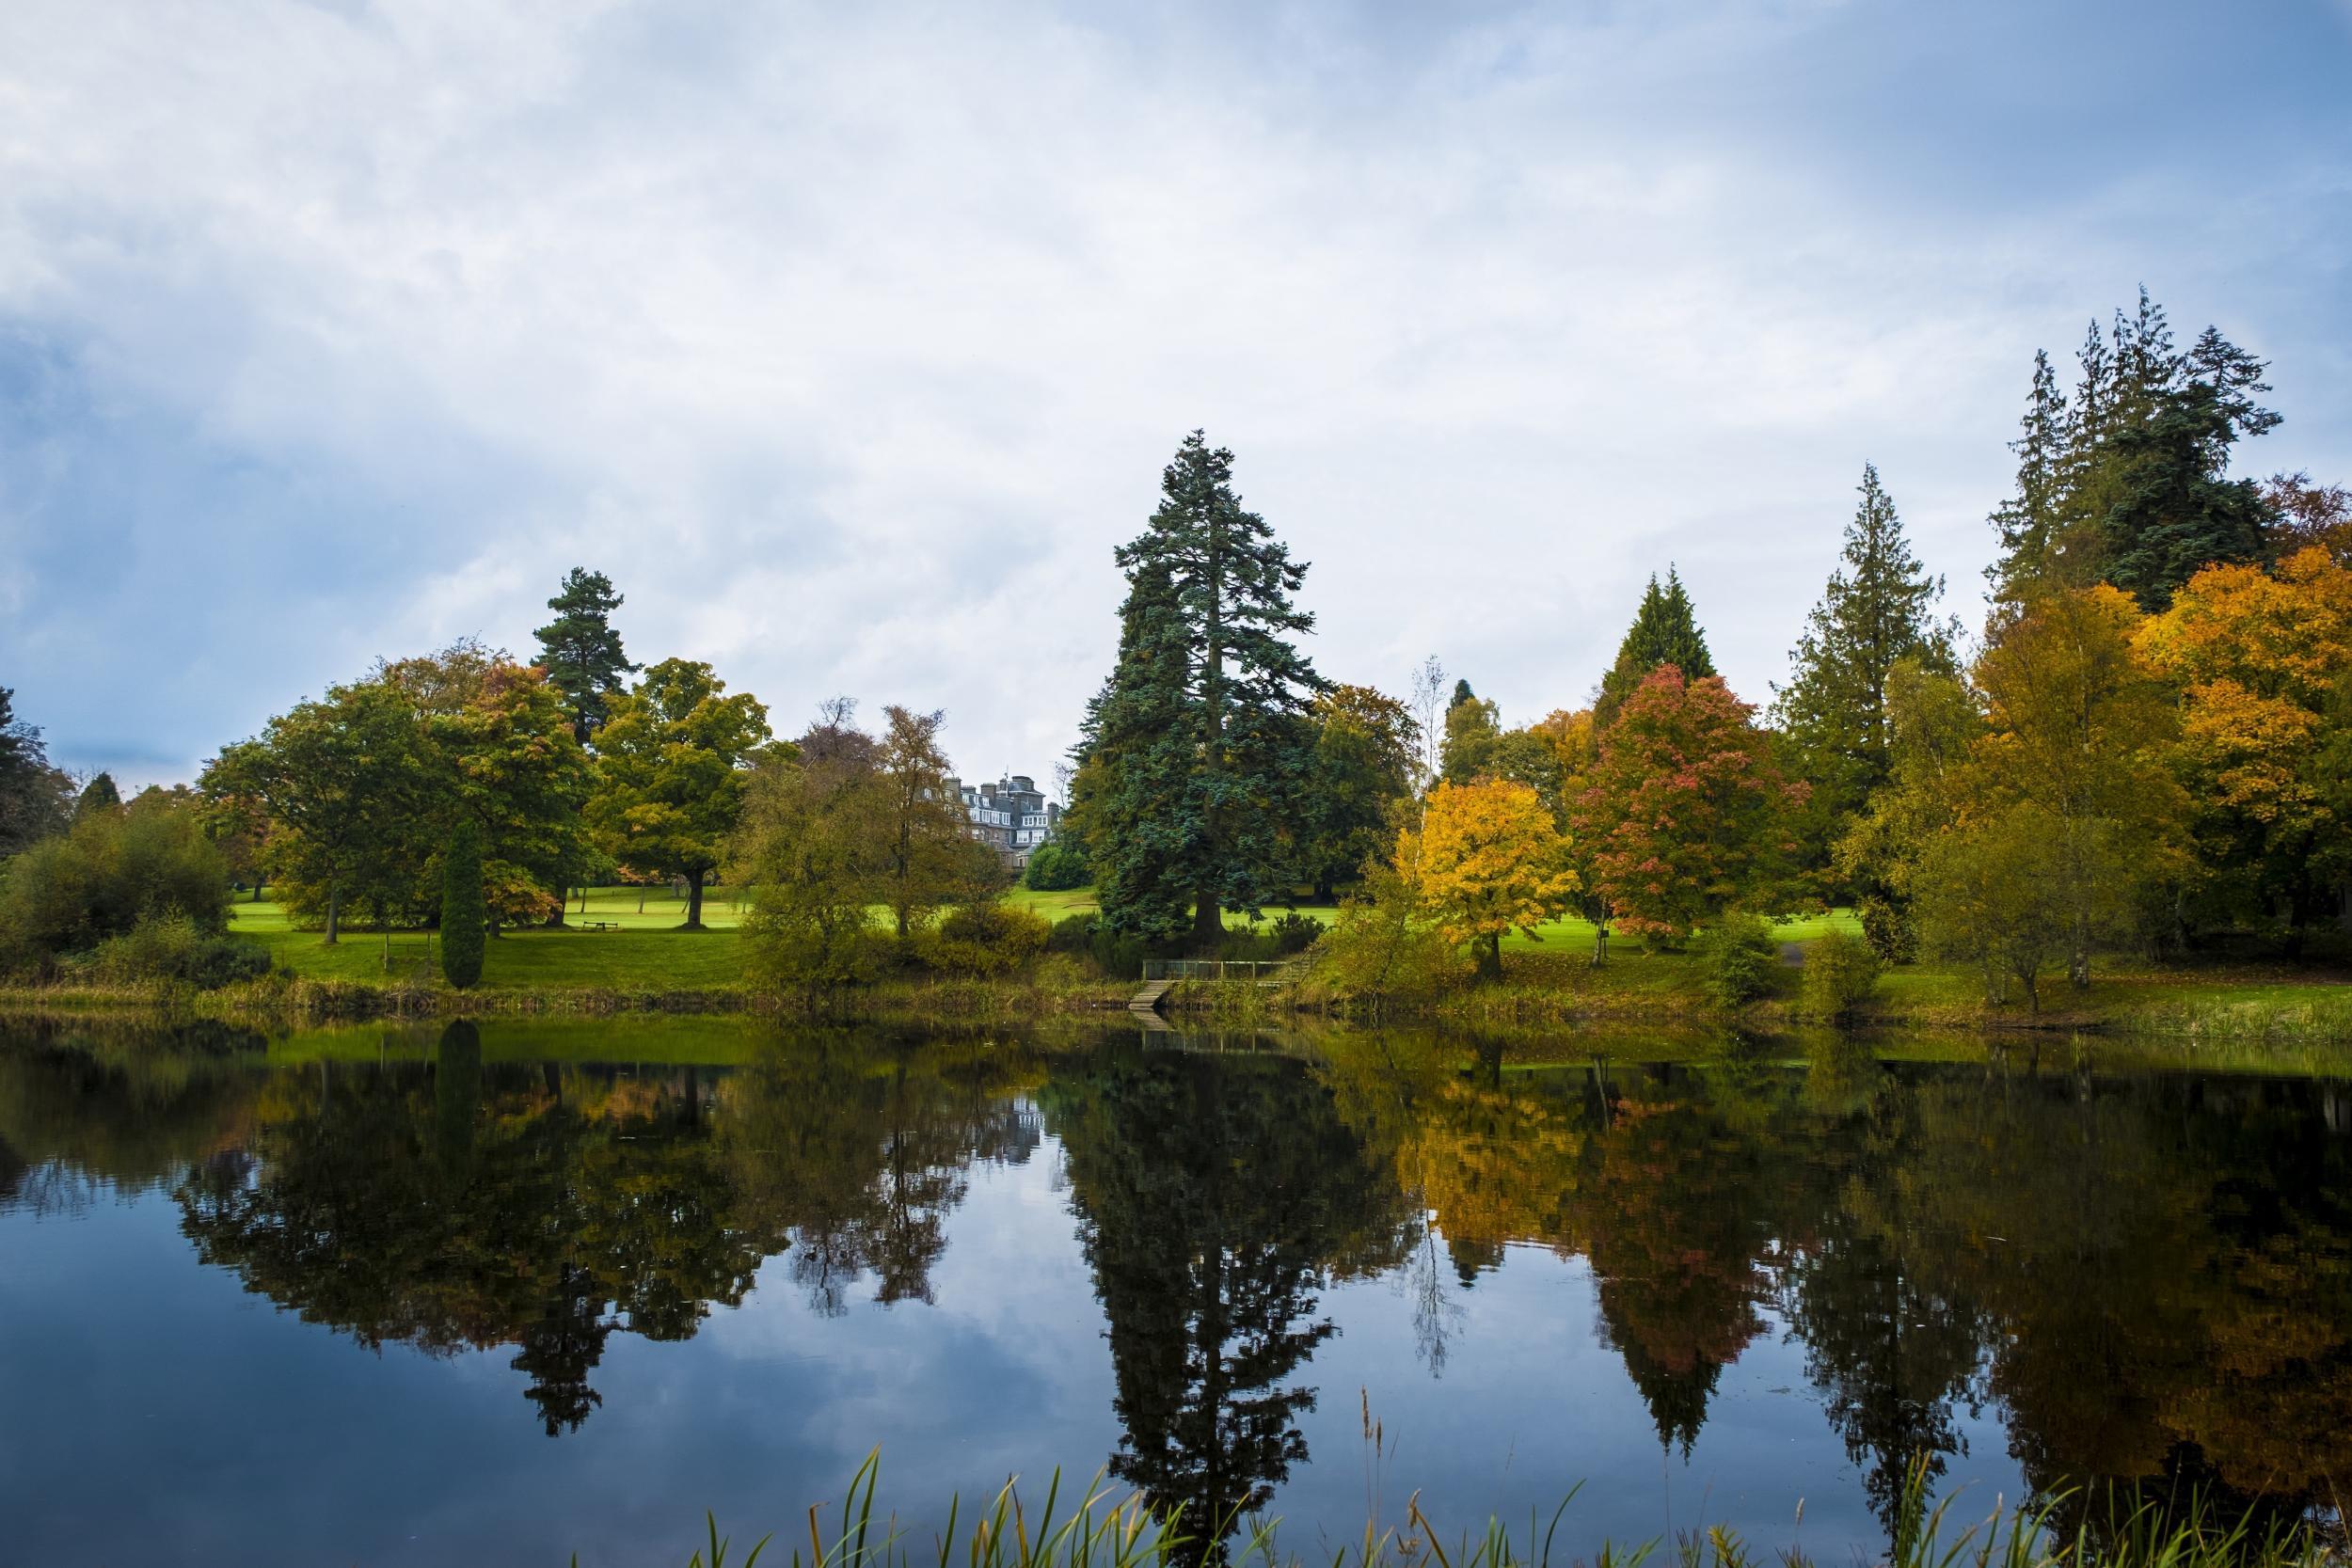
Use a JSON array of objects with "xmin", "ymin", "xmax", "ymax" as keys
[{"xmin": 9, "ymin": 894, "xmax": 2352, "ymax": 1043}]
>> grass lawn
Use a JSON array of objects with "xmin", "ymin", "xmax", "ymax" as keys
[{"xmin": 229, "ymin": 898, "xmax": 747, "ymax": 990}]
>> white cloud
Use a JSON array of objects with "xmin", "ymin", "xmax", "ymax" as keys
[{"xmin": 0, "ymin": 0, "xmax": 2344, "ymax": 779}]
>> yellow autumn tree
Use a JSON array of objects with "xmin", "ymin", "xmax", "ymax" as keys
[
  {"xmin": 2137, "ymin": 546, "xmax": 2352, "ymax": 941},
  {"xmin": 1397, "ymin": 779, "xmax": 1579, "ymax": 980}
]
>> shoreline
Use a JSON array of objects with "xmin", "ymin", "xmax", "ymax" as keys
[{"xmin": 8, "ymin": 966, "xmax": 2352, "ymax": 1051}]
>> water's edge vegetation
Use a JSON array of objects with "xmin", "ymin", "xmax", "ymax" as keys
[{"xmin": 645, "ymin": 1455, "xmax": 2344, "ymax": 1568}]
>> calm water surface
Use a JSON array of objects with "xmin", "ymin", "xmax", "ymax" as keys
[{"xmin": 3, "ymin": 1018, "xmax": 2348, "ymax": 1565}]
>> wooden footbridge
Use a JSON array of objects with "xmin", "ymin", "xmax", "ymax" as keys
[{"xmin": 1126, "ymin": 958, "xmax": 1307, "ymax": 1029}]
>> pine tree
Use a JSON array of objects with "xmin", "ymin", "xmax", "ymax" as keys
[
  {"xmin": 533, "ymin": 568, "xmax": 639, "ymax": 745},
  {"xmin": 1075, "ymin": 432, "xmax": 1325, "ymax": 946},
  {"xmin": 1773, "ymin": 465, "xmax": 1957, "ymax": 882},
  {"xmin": 440, "ymin": 816, "xmax": 486, "ymax": 990},
  {"xmin": 1987, "ymin": 351, "xmax": 2070, "ymax": 597},
  {"xmin": 1595, "ymin": 567, "xmax": 1714, "ymax": 730}
]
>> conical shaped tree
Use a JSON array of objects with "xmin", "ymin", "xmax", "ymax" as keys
[
  {"xmin": 1076, "ymin": 432, "xmax": 1325, "ymax": 946},
  {"xmin": 1595, "ymin": 567, "xmax": 1714, "ymax": 730},
  {"xmin": 1773, "ymin": 465, "xmax": 1957, "ymax": 883},
  {"xmin": 440, "ymin": 817, "xmax": 486, "ymax": 990},
  {"xmin": 1988, "ymin": 351, "xmax": 2070, "ymax": 598}
]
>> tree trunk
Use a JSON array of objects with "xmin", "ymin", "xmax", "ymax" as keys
[
  {"xmin": 684, "ymin": 870, "xmax": 706, "ymax": 929},
  {"xmin": 251, "ymin": 880, "xmax": 264, "ymax": 903},
  {"xmin": 1477, "ymin": 931, "xmax": 1503, "ymax": 982},
  {"xmin": 324, "ymin": 884, "xmax": 341, "ymax": 944},
  {"xmin": 1591, "ymin": 921, "xmax": 1609, "ymax": 967},
  {"xmin": 1193, "ymin": 887, "xmax": 1223, "ymax": 951},
  {"xmin": 638, "ymin": 885, "xmax": 647, "ymax": 914}
]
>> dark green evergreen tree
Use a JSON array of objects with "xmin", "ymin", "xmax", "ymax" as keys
[
  {"xmin": 533, "ymin": 568, "xmax": 639, "ymax": 745},
  {"xmin": 2096, "ymin": 380, "xmax": 2276, "ymax": 610},
  {"xmin": 1987, "ymin": 351, "xmax": 2070, "ymax": 596},
  {"xmin": 1076, "ymin": 433, "xmax": 1326, "ymax": 946},
  {"xmin": 73, "ymin": 771, "xmax": 121, "ymax": 820},
  {"xmin": 1595, "ymin": 567, "xmax": 1715, "ymax": 730},
  {"xmin": 1992, "ymin": 292, "xmax": 2280, "ymax": 608},
  {"xmin": 1772, "ymin": 465, "xmax": 1957, "ymax": 887},
  {"xmin": 440, "ymin": 817, "xmax": 486, "ymax": 990}
]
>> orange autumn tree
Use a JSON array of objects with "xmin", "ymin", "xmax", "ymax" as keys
[
  {"xmin": 1575, "ymin": 666, "xmax": 1800, "ymax": 946},
  {"xmin": 1396, "ymin": 778, "xmax": 1578, "ymax": 980},
  {"xmin": 2137, "ymin": 546, "xmax": 2352, "ymax": 941}
]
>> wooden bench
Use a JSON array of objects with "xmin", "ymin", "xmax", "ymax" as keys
[{"xmin": 580, "ymin": 920, "xmax": 621, "ymax": 932}]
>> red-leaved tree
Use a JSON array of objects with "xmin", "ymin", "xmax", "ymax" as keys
[{"xmin": 1574, "ymin": 665, "xmax": 1802, "ymax": 942}]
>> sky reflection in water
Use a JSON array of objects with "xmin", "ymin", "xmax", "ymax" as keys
[{"xmin": 1, "ymin": 1019, "xmax": 2347, "ymax": 1566}]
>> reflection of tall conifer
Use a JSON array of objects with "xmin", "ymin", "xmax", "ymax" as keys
[{"xmin": 1043, "ymin": 1047, "xmax": 1406, "ymax": 1562}]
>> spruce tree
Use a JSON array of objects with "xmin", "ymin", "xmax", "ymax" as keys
[
  {"xmin": 1076, "ymin": 432, "xmax": 1325, "ymax": 946},
  {"xmin": 533, "ymin": 568, "xmax": 639, "ymax": 745},
  {"xmin": 1772, "ymin": 465, "xmax": 1957, "ymax": 876},
  {"xmin": 1995, "ymin": 292, "xmax": 2281, "ymax": 607},
  {"xmin": 440, "ymin": 817, "xmax": 486, "ymax": 990},
  {"xmin": 1595, "ymin": 567, "xmax": 1714, "ymax": 730},
  {"xmin": 1987, "ymin": 350, "xmax": 2069, "ymax": 597}
]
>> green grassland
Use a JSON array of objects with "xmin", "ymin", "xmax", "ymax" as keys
[{"xmin": 63, "ymin": 889, "xmax": 2347, "ymax": 1048}]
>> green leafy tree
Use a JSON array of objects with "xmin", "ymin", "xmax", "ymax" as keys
[
  {"xmin": 0, "ymin": 685, "xmax": 72, "ymax": 854},
  {"xmin": 439, "ymin": 818, "xmax": 485, "ymax": 989},
  {"xmin": 1595, "ymin": 568, "xmax": 1715, "ymax": 730},
  {"xmin": 588, "ymin": 659, "xmax": 771, "ymax": 929},
  {"xmin": 1021, "ymin": 839, "xmax": 1089, "ymax": 892},
  {"xmin": 731, "ymin": 745, "xmax": 894, "ymax": 989},
  {"xmin": 533, "ymin": 568, "xmax": 639, "ymax": 745},
  {"xmin": 1076, "ymin": 432, "xmax": 1326, "ymax": 946},
  {"xmin": 201, "ymin": 679, "xmax": 435, "ymax": 942},
  {"xmin": 875, "ymin": 705, "xmax": 987, "ymax": 940},
  {"xmin": 0, "ymin": 786, "xmax": 230, "ymax": 958},
  {"xmin": 1301, "ymin": 684, "xmax": 1417, "ymax": 898},
  {"xmin": 1772, "ymin": 465, "xmax": 1958, "ymax": 889},
  {"xmin": 378, "ymin": 641, "xmax": 593, "ymax": 927},
  {"xmin": 1438, "ymin": 685, "xmax": 1501, "ymax": 783}
]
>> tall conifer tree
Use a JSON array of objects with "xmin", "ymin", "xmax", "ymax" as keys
[
  {"xmin": 1987, "ymin": 351, "xmax": 2070, "ymax": 597},
  {"xmin": 534, "ymin": 568, "xmax": 639, "ymax": 745},
  {"xmin": 1773, "ymin": 465, "xmax": 1957, "ymax": 880},
  {"xmin": 1075, "ymin": 433, "xmax": 1325, "ymax": 945},
  {"xmin": 1595, "ymin": 568, "xmax": 1714, "ymax": 730},
  {"xmin": 1993, "ymin": 291, "xmax": 2280, "ymax": 608}
]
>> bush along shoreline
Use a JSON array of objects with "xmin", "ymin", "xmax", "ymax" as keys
[{"xmin": 7, "ymin": 902, "xmax": 2352, "ymax": 1050}]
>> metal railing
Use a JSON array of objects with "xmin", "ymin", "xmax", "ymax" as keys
[{"xmin": 1141, "ymin": 958, "xmax": 1307, "ymax": 983}]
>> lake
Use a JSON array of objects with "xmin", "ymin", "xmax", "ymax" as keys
[{"xmin": 3, "ymin": 1016, "xmax": 2347, "ymax": 1565}]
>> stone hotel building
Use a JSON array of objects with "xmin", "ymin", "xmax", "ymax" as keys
[{"xmin": 949, "ymin": 774, "xmax": 1061, "ymax": 868}]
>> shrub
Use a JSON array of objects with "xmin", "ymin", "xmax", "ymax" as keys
[
  {"xmin": 0, "ymin": 788, "xmax": 230, "ymax": 956},
  {"xmin": 1047, "ymin": 911, "xmax": 1099, "ymax": 954},
  {"xmin": 1312, "ymin": 874, "xmax": 1466, "ymax": 1002},
  {"xmin": 1801, "ymin": 927, "xmax": 1882, "ymax": 1021},
  {"xmin": 84, "ymin": 911, "xmax": 272, "ymax": 989},
  {"xmin": 919, "ymin": 903, "xmax": 1052, "ymax": 976},
  {"xmin": 440, "ymin": 819, "xmax": 485, "ymax": 990},
  {"xmin": 1856, "ymin": 895, "xmax": 1918, "ymax": 964},
  {"xmin": 1022, "ymin": 842, "xmax": 1089, "ymax": 893},
  {"xmin": 1695, "ymin": 911, "xmax": 1781, "ymax": 1006}
]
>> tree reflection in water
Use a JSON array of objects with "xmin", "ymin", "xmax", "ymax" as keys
[
  {"xmin": 5, "ymin": 1017, "xmax": 2349, "ymax": 1554},
  {"xmin": 173, "ymin": 1022, "xmax": 1042, "ymax": 1433},
  {"xmin": 1043, "ymin": 1041, "xmax": 1411, "ymax": 1563}
]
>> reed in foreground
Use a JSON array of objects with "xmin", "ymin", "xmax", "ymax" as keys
[{"xmin": 620, "ymin": 1456, "xmax": 2343, "ymax": 1568}]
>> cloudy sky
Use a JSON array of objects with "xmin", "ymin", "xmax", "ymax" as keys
[{"xmin": 3, "ymin": 0, "xmax": 2347, "ymax": 788}]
